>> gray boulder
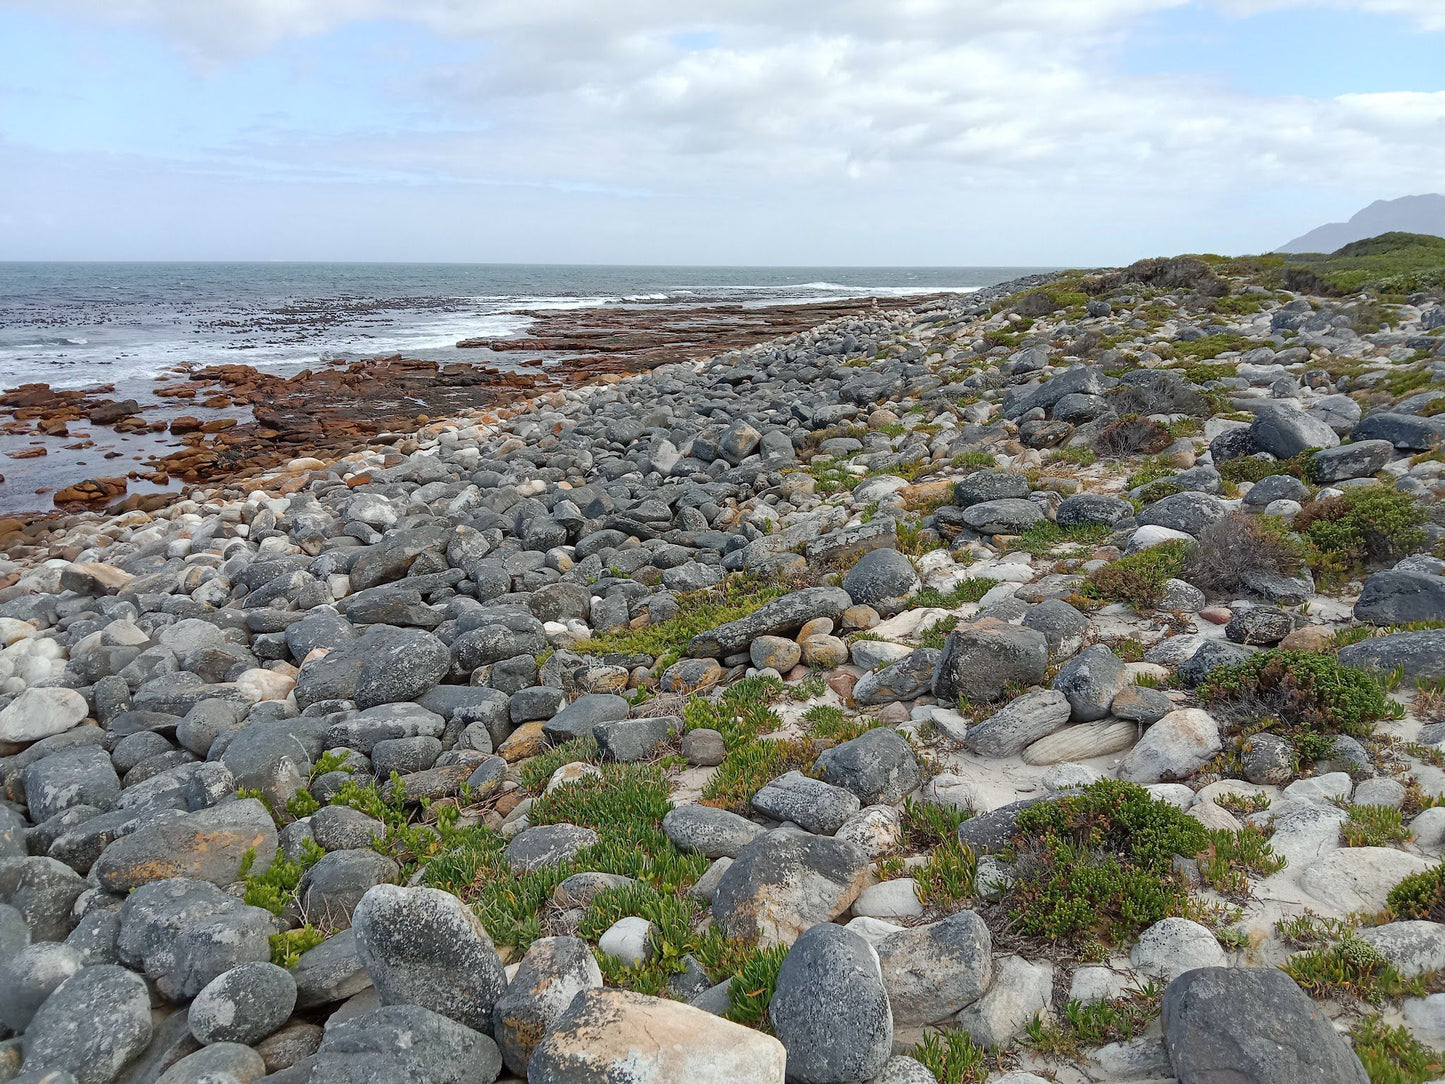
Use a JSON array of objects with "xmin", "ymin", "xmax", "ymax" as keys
[
  {"xmin": 1137, "ymin": 492, "xmax": 1228, "ymax": 537},
  {"xmin": 842, "ymin": 549, "xmax": 921, "ymax": 614},
  {"xmin": 954, "ymin": 470, "xmax": 1030, "ymax": 506},
  {"xmin": 1311, "ymin": 440, "xmax": 1393, "ymax": 483},
  {"xmin": 1051, "ymin": 645, "xmax": 1130, "ymax": 723},
  {"xmin": 933, "ymin": 622, "xmax": 1049, "ymax": 703},
  {"xmin": 769, "ymin": 923, "xmax": 893, "ymax": 1084},
  {"xmin": 1355, "ymin": 570, "xmax": 1445, "ymax": 625},
  {"xmin": 1161, "ymin": 966, "xmax": 1367, "ymax": 1084},
  {"xmin": 1353, "ymin": 412, "xmax": 1445, "ymax": 450},
  {"xmin": 1249, "ymin": 407, "xmax": 1339, "ymax": 459},
  {"xmin": 1340, "ymin": 628, "xmax": 1445, "ymax": 682},
  {"xmin": 351, "ymin": 884, "xmax": 507, "ymax": 1035},
  {"xmin": 188, "ymin": 961, "xmax": 297, "ymax": 1045},
  {"xmin": 853, "ymin": 650, "xmax": 941, "ymax": 706},
  {"xmin": 662, "ymin": 804, "xmax": 766, "ymax": 859},
  {"xmin": 713, "ymin": 829, "xmax": 869, "ymax": 945},
  {"xmin": 311, "ymin": 1004, "xmax": 501, "ymax": 1084},
  {"xmin": 1056, "ymin": 493, "xmax": 1133, "ymax": 528},
  {"xmin": 504, "ymin": 824, "xmax": 598, "ymax": 873},
  {"xmin": 814, "ymin": 728, "xmax": 921, "ymax": 805},
  {"xmin": 960, "ymin": 499, "xmax": 1044, "ymax": 535},
  {"xmin": 20, "ymin": 966, "xmax": 152, "ymax": 1084},
  {"xmin": 877, "ymin": 910, "xmax": 992, "ymax": 1025},
  {"xmin": 964, "ymin": 690, "xmax": 1072, "ymax": 758},
  {"xmin": 752, "ymin": 772, "xmax": 861, "ymax": 835},
  {"xmin": 688, "ymin": 587, "xmax": 852, "ymax": 658},
  {"xmin": 491, "ymin": 936, "xmax": 602, "ymax": 1075}
]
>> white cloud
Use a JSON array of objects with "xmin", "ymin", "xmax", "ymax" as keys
[{"xmin": 2, "ymin": 0, "xmax": 1442, "ymax": 260}]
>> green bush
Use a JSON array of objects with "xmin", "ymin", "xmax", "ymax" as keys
[
  {"xmin": 1295, "ymin": 484, "xmax": 1427, "ymax": 576},
  {"xmin": 1003, "ymin": 780, "xmax": 1208, "ymax": 952},
  {"xmin": 1351, "ymin": 1014, "xmax": 1445, "ymax": 1084},
  {"xmin": 1198, "ymin": 650, "xmax": 1400, "ymax": 741},
  {"xmin": 1387, "ymin": 861, "xmax": 1445, "ymax": 922},
  {"xmin": 725, "ymin": 944, "xmax": 790, "ymax": 1029},
  {"xmin": 1082, "ymin": 541, "xmax": 1191, "ymax": 611}
]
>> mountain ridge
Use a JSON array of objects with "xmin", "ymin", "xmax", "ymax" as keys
[{"xmin": 1278, "ymin": 193, "xmax": 1445, "ymax": 254}]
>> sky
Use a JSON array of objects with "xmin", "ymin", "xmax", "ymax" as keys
[{"xmin": 0, "ymin": 0, "xmax": 1443, "ymax": 265}]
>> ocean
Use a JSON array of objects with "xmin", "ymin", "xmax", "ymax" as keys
[{"xmin": 0, "ymin": 263, "xmax": 1047, "ymax": 392}]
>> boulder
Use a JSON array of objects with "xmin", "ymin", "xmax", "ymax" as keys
[
  {"xmin": 1249, "ymin": 407, "xmax": 1339, "ymax": 459},
  {"xmin": 1161, "ymin": 967, "xmax": 1367, "ymax": 1084},
  {"xmin": 92, "ymin": 798, "xmax": 276, "ymax": 892},
  {"xmin": 1051, "ymin": 645, "xmax": 1130, "ymax": 723},
  {"xmin": 963, "ymin": 690, "xmax": 1072, "ymax": 758},
  {"xmin": 813, "ymin": 728, "xmax": 921, "ymax": 805},
  {"xmin": 527, "ymin": 988, "xmax": 785, "ymax": 1084},
  {"xmin": 751, "ymin": 772, "xmax": 861, "ymax": 836},
  {"xmin": 351, "ymin": 884, "xmax": 507, "ymax": 1034},
  {"xmin": 932, "ymin": 621, "xmax": 1049, "ymax": 703},
  {"xmin": 842, "ymin": 550, "xmax": 921, "ymax": 614},
  {"xmin": 688, "ymin": 587, "xmax": 852, "ymax": 658},
  {"xmin": 1136, "ymin": 492, "xmax": 1228, "ymax": 537},
  {"xmin": 491, "ymin": 936, "xmax": 602, "ymax": 1075},
  {"xmin": 712, "ymin": 829, "xmax": 869, "ymax": 946},
  {"xmin": 0, "ymin": 688, "xmax": 89, "ymax": 744},
  {"xmin": 188, "ymin": 961, "xmax": 297, "ymax": 1045},
  {"xmin": 877, "ymin": 910, "xmax": 992, "ymax": 1025},
  {"xmin": 769, "ymin": 923, "xmax": 893, "ymax": 1084},
  {"xmin": 311, "ymin": 1004, "xmax": 501, "ymax": 1084},
  {"xmin": 662, "ymin": 804, "xmax": 765, "ymax": 859},
  {"xmin": 20, "ymin": 965, "xmax": 153, "ymax": 1084},
  {"xmin": 1311, "ymin": 440, "xmax": 1393, "ymax": 483},
  {"xmin": 1355, "ymin": 570, "xmax": 1445, "ymax": 626},
  {"xmin": 1117, "ymin": 709, "xmax": 1221, "ymax": 783}
]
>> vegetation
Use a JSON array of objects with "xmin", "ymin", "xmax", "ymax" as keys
[
  {"xmin": 1002, "ymin": 780, "xmax": 1209, "ymax": 953},
  {"xmin": 913, "ymin": 578, "xmax": 998, "ymax": 608},
  {"xmin": 911, "ymin": 1028, "xmax": 993, "ymax": 1084},
  {"xmin": 1296, "ymin": 485, "xmax": 1427, "ymax": 577},
  {"xmin": 1092, "ymin": 415, "xmax": 1173, "ymax": 459},
  {"xmin": 724, "ymin": 944, "xmax": 790, "ymax": 1029},
  {"xmin": 1010, "ymin": 520, "xmax": 1112, "ymax": 556},
  {"xmin": 1343, "ymin": 804, "xmax": 1413, "ymax": 848},
  {"xmin": 1198, "ymin": 826, "xmax": 1287, "ymax": 897},
  {"xmin": 1182, "ymin": 513, "xmax": 1307, "ymax": 596},
  {"xmin": 576, "ymin": 576, "xmax": 795, "ymax": 671},
  {"xmin": 1282, "ymin": 935, "xmax": 1427, "ymax": 1003},
  {"xmin": 1387, "ymin": 861, "xmax": 1445, "ymax": 922},
  {"xmin": 1351, "ymin": 1015, "xmax": 1445, "ymax": 1084},
  {"xmin": 1083, "ymin": 540, "xmax": 1190, "ymax": 611},
  {"xmin": 1024, "ymin": 984, "xmax": 1163, "ymax": 1058}
]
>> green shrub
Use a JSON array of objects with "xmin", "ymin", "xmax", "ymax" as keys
[
  {"xmin": 913, "ymin": 578, "xmax": 998, "ymax": 608},
  {"xmin": 700, "ymin": 737, "xmax": 813, "ymax": 814},
  {"xmin": 1198, "ymin": 650, "xmax": 1401, "ymax": 741},
  {"xmin": 1295, "ymin": 485, "xmax": 1427, "ymax": 576},
  {"xmin": 1343, "ymin": 805, "xmax": 1413, "ymax": 848},
  {"xmin": 725, "ymin": 944, "xmax": 790, "ymax": 1029},
  {"xmin": 1198, "ymin": 826, "xmax": 1286, "ymax": 897},
  {"xmin": 1351, "ymin": 1014, "xmax": 1445, "ymax": 1084},
  {"xmin": 1024, "ymin": 983, "xmax": 1163, "ymax": 1058},
  {"xmin": 269, "ymin": 925, "xmax": 327, "ymax": 968},
  {"xmin": 1282, "ymin": 935, "xmax": 1425, "ymax": 1003},
  {"xmin": 1083, "ymin": 541, "xmax": 1191, "ymax": 611},
  {"xmin": 241, "ymin": 838, "xmax": 326, "ymax": 916},
  {"xmin": 1003, "ymin": 780, "xmax": 1208, "ymax": 953},
  {"xmin": 1218, "ymin": 453, "xmax": 1317, "ymax": 484},
  {"xmin": 1387, "ymin": 861, "xmax": 1445, "ymax": 922},
  {"xmin": 911, "ymin": 1028, "xmax": 992, "ymax": 1084}
]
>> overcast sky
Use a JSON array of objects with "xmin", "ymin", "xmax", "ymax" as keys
[{"xmin": 1, "ymin": 0, "xmax": 1442, "ymax": 265}]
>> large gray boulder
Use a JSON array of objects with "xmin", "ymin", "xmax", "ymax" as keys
[
  {"xmin": 1249, "ymin": 407, "xmax": 1339, "ymax": 459},
  {"xmin": 769, "ymin": 923, "xmax": 893, "ymax": 1084},
  {"xmin": 1136, "ymin": 492, "xmax": 1228, "ymax": 537},
  {"xmin": 1353, "ymin": 411, "xmax": 1445, "ymax": 450},
  {"xmin": 712, "ymin": 829, "xmax": 869, "ymax": 946},
  {"xmin": 853, "ymin": 650, "xmax": 941, "ymax": 706},
  {"xmin": 92, "ymin": 798, "xmax": 277, "ymax": 892},
  {"xmin": 1051, "ymin": 644, "xmax": 1130, "ymax": 723},
  {"xmin": 1354, "ymin": 569, "xmax": 1445, "ymax": 625},
  {"xmin": 1311, "ymin": 439, "xmax": 1393, "ymax": 483},
  {"xmin": 351, "ymin": 884, "xmax": 507, "ymax": 1035},
  {"xmin": 813, "ymin": 728, "xmax": 921, "ymax": 805},
  {"xmin": 1161, "ymin": 967, "xmax": 1368, "ymax": 1084},
  {"xmin": 491, "ymin": 936, "xmax": 602, "ymax": 1075},
  {"xmin": 960, "ymin": 499, "xmax": 1044, "ymax": 535},
  {"xmin": 842, "ymin": 549, "xmax": 921, "ymax": 614},
  {"xmin": 21, "ymin": 965, "xmax": 153, "ymax": 1084},
  {"xmin": 662, "ymin": 804, "xmax": 765, "ymax": 859},
  {"xmin": 1340, "ymin": 628, "xmax": 1445, "ymax": 682},
  {"xmin": 933, "ymin": 621, "xmax": 1049, "ymax": 703},
  {"xmin": 965, "ymin": 690, "xmax": 1072, "ymax": 758},
  {"xmin": 877, "ymin": 910, "xmax": 993, "ymax": 1025},
  {"xmin": 188, "ymin": 961, "xmax": 297, "ymax": 1045},
  {"xmin": 311, "ymin": 1004, "xmax": 502, "ymax": 1084},
  {"xmin": 752, "ymin": 772, "xmax": 860, "ymax": 836}
]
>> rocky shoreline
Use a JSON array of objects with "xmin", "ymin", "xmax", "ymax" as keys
[
  {"xmin": 3, "ymin": 254, "xmax": 1445, "ymax": 1083},
  {"xmin": 0, "ymin": 294, "xmax": 913, "ymax": 522}
]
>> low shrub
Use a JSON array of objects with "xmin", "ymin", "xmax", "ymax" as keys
[
  {"xmin": 1181, "ymin": 513, "xmax": 1307, "ymax": 596},
  {"xmin": 1082, "ymin": 540, "xmax": 1191, "ymax": 611},
  {"xmin": 1002, "ymin": 780, "xmax": 1208, "ymax": 953},
  {"xmin": 1387, "ymin": 861, "xmax": 1445, "ymax": 922},
  {"xmin": 1343, "ymin": 804, "xmax": 1412, "ymax": 848},
  {"xmin": 1351, "ymin": 1015, "xmax": 1445, "ymax": 1084},
  {"xmin": 1295, "ymin": 484, "xmax": 1427, "ymax": 576},
  {"xmin": 1198, "ymin": 650, "xmax": 1401, "ymax": 743},
  {"xmin": 1092, "ymin": 415, "xmax": 1173, "ymax": 459}
]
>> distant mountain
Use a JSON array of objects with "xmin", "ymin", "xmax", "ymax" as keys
[{"xmin": 1278, "ymin": 194, "xmax": 1445, "ymax": 254}]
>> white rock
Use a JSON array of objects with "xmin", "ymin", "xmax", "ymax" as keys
[
  {"xmin": 1068, "ymin": 965, "xmax": 1137, "ymax": 1005},
  {"xmin": 1144, "ymin": 783, "xmax": 1196, "ymax": 809},
  {"xmin": 1411, "ymin": 806, "xmax": 1445, "ymax": 851},
  {"xmin": 853, "ymin": 879, "xmax": 924, "ymax": 920},
  {"xmin": 952, "ymin": 955, "xmax": 1052, "ymax": 1048},
  {"xmin": 1128, "ymin": 918, "xmax": 1226, "ymax": 980},
  {"xmin": 1356, "ymin": 921, "xmax": 1445, "ymax": 977},
  {"xmin": 1353, "ymin": 777, "xmax": 1407, "ymax": 809},
  {"xmin": 598, "ymin": 917, "xmax": 652, "ymax": 966},
  {"xmin": 1403, "ymin": 993, "xmax": 1445, "ymax": 1048},
  {"xmin": 844, "ymin": 916, "xmax": 907, "ymax": 947},
  {"xmin": 836, "ymin": 806, "xmax": 903, "ymax": 859},
  {"xmin": 1300, "ymin": 848, "xmax": 1434, "ymax": 913},
  {"xmin": 546, "ymin": 762, "xmax": 604, "ymax": 794},
  {"xmin": 0, "ymin": 687, "xmax": 89, "ymax": 743},
  {"xmin": 234, "ymin": 668, "xmax": 295, "ymax": 704},
  {"xmin": 1117, "ymin": 709, "xmax": 1220, "ymax": 783},
  {"xmin": 1041, "ymin": 763, "xmax": 1102, "ymax": 790},
  {"xmin": 1126, "ymin": 525, "xmax": 1195, "ymax": 552},
  {"xmin": 1022, "ymin": 720, "xmax": 1137, "ymax": 766},
  {"xmin": 1263, "ymin": 799, "xmax": 1346, "ymax": 867},
  {"xmin": 1284, "ymin": 773, "xmax": 1353, "ymax": 805}
]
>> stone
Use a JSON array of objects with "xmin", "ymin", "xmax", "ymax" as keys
[
  {"xmin": 1340, "ymin": 628, "xmax": 1445, "ymax": 682},
  {"xmin": 1242, "ymin": 473, "xmax": 1309, "ymax": 507},
  {"xmin": 932, "ymin": 621, "xmax": 1049, "ymax": 703},
  {"xmin": 491, "ymin": 935, "xmax": 602, "ymax": 1075},
  {"xmin": 504, "ymin": 824, "xmax": 598, "ymax": 873},
  {"xmin": 842, "ymin": 549, "xmax": 921, "ymax": 614},
  {"xmin": 156, "ymin": 1044, "xmax": 265, "ymax": 1084},
  {"xmin": 351, "ymin": 630, "xmax": 450, "ymax": 709},
  {"xmin": 1249, "ymin": 406, "xmax": 1340, "ymax": 459},
  {"xmin": 960, "ymin": 498, "xmax": 1044, "ymax": 535},
  {"xmin": 663, "ymin": 804, "xmax": 765, "ymax": 859},
  {"xmin": 1021, "ymin": 599, "xmax": 1090, "ymax": 660},
  {"xmin": 750, "ymin": 635, "xmax": 803, "ymax": 672},
  {"xmin": 598, "ymin": 916, "xmax": 652, "ymax": 966},
  {"xmin": 1022, "ymin": 720, "xmax": 1137, "ymax": 766},
  {"xmin": 964, "ymin": 690, "xmax": 1072, "ymax": 758},
  {"xmin": 1110, "ymin": 685, "xmax": 1174, "ymax": 725},
  {"xmin": 769, "ymin": 923, "xmax": 892, "ymax": 1084},
  {"xmin": 952, "ymin": 955, "xmax": 1052, "ymax": 1049},
  {"xmin": 814, "ymin": 727, "xmax": 921, "ymax": 805},
  {"xmin": 188, "ymin": 961, "xmax": 297, "ymax": 1045},
  {"xmin": 1051, "ymin": 644, "xmax": 1130, "ymax": 722},
  {"xmin": 876, "ymin": 910, "xmax": 992, "ymax": 1025},
  {"xmin": 681, "ymin": 728, "xmax": 726, "ymax": 767},
  {"xmin": 0, "ymin": 943, "xmax": 82, "ymax": 1033},
  {"xmin": 296, "ymin": 848, "xmax": 400, "ymax": 927},
  {"xmin": 752, "ymin": 771, "xmax": 861, "ymax": 835},
  {"xmin": 20, "ymin": 965, "xmax": 153, "ymax": 1084},
  {"xmin": 0, "ymin": 688, "xmax": 89, "ymax": 743},
  {"xmin": 291, "ymin": 929, "xmax": 371, "ymax": 1009},
  {"xmin": 527, "ymin": 988, "xmax": 785, "ymax": 1084},
  {"xmin": 92, "ymin": 798, "xmax": 277, "ymax": 892},
  {"xmin": 1355, "ymin": 921, "xmax": 1445, "ymax": 978},
  {"xmin": 22, "ymin": 746, "xmax": 119, "ymax": 824},
  {"xmin": 1136, "ymin": 491, "xmax": 1229, "ymax": 536},
  {"xmin": 351, "ymin": 884, "xmax": 507, "ymax": 1034},
  {"xmin": 1161, "ymin": 967, "xmax": 1368, "ymax": 1084},
  {"xmin": 1118, "ymin": 708, "xmax": 1221, "ymax": 783},
  {"xmin": 1353, "ymin": 411, "xmax": 1445, "ymax": 450},
  {"xmin": 311, "ymin": 1004, "xmax": 501, "ymax": 1084},
  {"xmin": 593, "ymin": 716, "xmax": 678, "ymax": 762},
  {"xmin": 688, "ymin": 586, "xmax": 852, "ymax": 658},
  {"xmin": 1241, "ymin": 733, "xmax": 1295, "ymax": 786},
  {"xmin": 659, "ymin": 658, "xmax": 724, "ymax": 694},
  {"xmin": 852, "ymin": 879, "xmax": 923, "ymax": 920},
  {"xmin": 1129, "ymin": 917, "xmax": 1226, "ymax": 980},
  {"xmin": 852, "ymin": 650, "xmax": 940, "ymax": 706},
  {"xmin": 1225, "ymin": 607, "xmax": 1295, "ymax": 645},
  {"xmin": 1312, "ymin": 439, "xmax": 1393, "ymax": 483},
  {"xmin": 1301, "ymin": 848, "xmax": 1433, "ymax": 912},
  {"xmin": 541, "ymin": 693, "xmax": 629, "ymax": 743},
  {"xmin": 1056, "ymin": 493, "xmax": 1133, "ymax": 528},
  {"xmin": 1355, "ymin": 570, "xmax": 1445, "ymax": 625},
  {"xmin": 712, "ymin": 828, "xmax": 869, "ymax": 946},
  {"xmin": 866, "ymin": 1057, "xmax": 939, "ymax": 1084}
]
